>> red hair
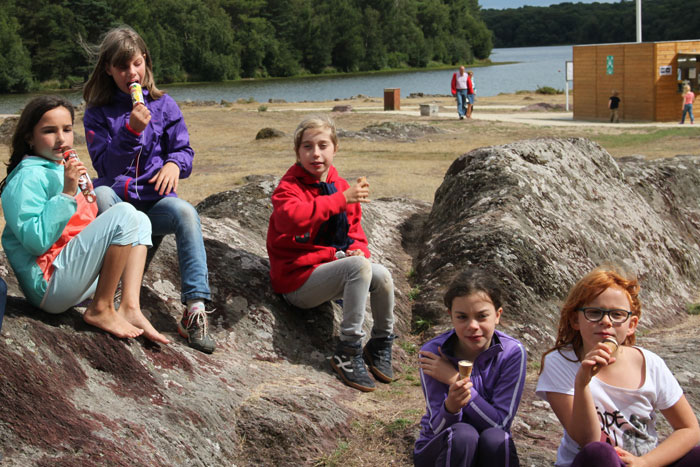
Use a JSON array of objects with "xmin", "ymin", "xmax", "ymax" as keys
[{"xmin": 539, "ymin": 267, "xmax": 640, "ymax": 373}]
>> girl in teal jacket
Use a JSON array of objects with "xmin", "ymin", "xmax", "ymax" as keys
[{"xmin": 0, "ymin": 96, "xmax": 167, "ymax": 343}]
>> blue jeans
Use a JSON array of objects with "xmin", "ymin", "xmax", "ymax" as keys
[
  {"xmin": 40, "ymin": 203, "xmax": 152, "ymax": 313},
  {"xmin": 95, "ymin": 186, "xmax": 211, "ymax": 304},
  {"xmin": 456, "ymin": 89, "xmax": 468, "ymax": 117},
  {"xmin": 681, "ymin": 103, "xmax": 694, "ymax": 123}
]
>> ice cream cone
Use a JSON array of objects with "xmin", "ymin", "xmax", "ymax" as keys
[
  {"xmin": 458, "ymin": 360, "xmax": 473, "ymax": 379},
  {"xmin": 592, "ymin": 337, "xmax": 619, "ymax": 373}
]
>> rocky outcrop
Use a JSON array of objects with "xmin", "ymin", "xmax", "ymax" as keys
[
  {"xmin": 2, "ymin": 138, "xmax": 700, "ymax": 465},
  {"xmin": 412, "ymin": 138, "xmax": 700, "ymax": 349},
  {"xmin": 0, "ymin": 176, "xmax": 426, "ymax": 466}
]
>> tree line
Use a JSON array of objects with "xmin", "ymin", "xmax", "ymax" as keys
[
  {"xmin": 0, "ymin": 0, "xmax": 492, "ymax": 94},
  {"xmin": 483, "ymin": 0, "xmax": 699, "ymax": 48}
]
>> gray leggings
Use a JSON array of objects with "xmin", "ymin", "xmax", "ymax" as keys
[{"xmin": 284, "ymin": 256, "xmax": 394, "ymax": 344}]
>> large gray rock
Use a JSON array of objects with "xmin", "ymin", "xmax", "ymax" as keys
[{"xmin": 413, "ymin": 138, "xmax": 700, "ymax": 350}]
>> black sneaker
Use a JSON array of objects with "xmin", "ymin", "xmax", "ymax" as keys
[
  {"xmin": 363, "ymin": 335, "xmax": 395, "ymax": 383},
  {"xmin": 178, "ymin": 308, "xmax": 216, "ymax": 354},
  {"xmin": 330, "ymin": 342, "xmax": 376, "ymax": 392}
]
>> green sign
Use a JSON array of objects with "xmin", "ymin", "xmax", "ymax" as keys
[{"xmin": 606, "ymin": 55, "xmax": 614, "ymax": 75}]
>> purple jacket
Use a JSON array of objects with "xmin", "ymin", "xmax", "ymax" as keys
[
  {"xmin": 415, "ymin": 329, "xmax": 527, "ymax": 452},
  {"xmin": 83, "ymin": 90, "xmax": 194, "ymax": 203}
]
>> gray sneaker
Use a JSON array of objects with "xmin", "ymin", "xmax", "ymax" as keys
[
  {"xmin": 363, "ymin": 335, "xmax": 395, "ymax": 383},
  {"xmin": 330, "ymin": 342, "xmax": 376, "ymax": 392},
  {"xmin": 178, "ymin": 308, "xmax": 216, "ymax": 354}
]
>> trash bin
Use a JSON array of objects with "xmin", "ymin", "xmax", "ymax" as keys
[
  {"xmin": 384, "ymin": 88, "xmax": 400, "ymax": 110},
  {"xmin": 420, "ymin": 104, "xmax": 439, "ymax": 116}
]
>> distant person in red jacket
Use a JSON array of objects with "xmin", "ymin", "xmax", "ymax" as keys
[
  {"xmin": 451, "ymin": 66, "xmax": 469, "ymax": 120},
  {"xmin": 266, "ymin": 115, "xmax": 396, "ymax": 393}
]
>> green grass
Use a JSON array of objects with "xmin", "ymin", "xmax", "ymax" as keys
[
  {"xmin": 314, "ymin": 441, "xmax": 350, "ymax": 466},
  {"xmin": 408, "ymin": 286, "xmax": 421, "ymax": 301},
  {"xmin": 687, "ymin": 303, "xmax": 700, "ymax": 315},
  {"xmin": 595, "ymin": 128, "xmax": 698, "ymax": 148},
  {"xmin": 413, "ymin": 317, "xmax": 432, "ymax": 333},
  {"xmin": 399, "ymin": 340, "xmax": 418, "ymax": 355},
  {"xmin": 384, "ymin": 418, "xmax": 413, "ymax": 434}
]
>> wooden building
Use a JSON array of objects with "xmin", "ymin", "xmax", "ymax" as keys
[{"xmin": 573, "ymin": 40, "xmax": 700, "ymax": 122}]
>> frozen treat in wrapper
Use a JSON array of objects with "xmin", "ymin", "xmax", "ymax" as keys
[{"xmin": 458, "ymin": 360, "xmax": 473, "ymax": 379}]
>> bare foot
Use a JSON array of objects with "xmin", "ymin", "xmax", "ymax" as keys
[
  {"xmin": 83, "ymin": 305, "xmax": 144, "ymax": 339},
  {"xmin": 119, "ymin": 306, "xmax": 171, "ymax": 345}
]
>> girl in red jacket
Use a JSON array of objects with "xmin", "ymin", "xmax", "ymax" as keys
[{"xmin": 266, "ymin": 115, "xmax": 395, "ymax": 392}]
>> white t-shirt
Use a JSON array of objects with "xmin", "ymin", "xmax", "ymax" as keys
[
  {"xmin": 455, "ymin": 73, "xmax": 468, "ymax": 90},
  {"xmin": 536, "ymin": 346, "xmax": 683, "ymax": 467}
]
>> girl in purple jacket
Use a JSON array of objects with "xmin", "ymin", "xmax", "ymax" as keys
[
  {"xmin": 415, "ymin": 268, "xmax": 527, "ymax": 467},
  {"xmin": 82, "ymin": 26, "xmax": 214, "ymax": 354}
]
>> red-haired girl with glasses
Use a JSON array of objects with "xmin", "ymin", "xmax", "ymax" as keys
[{"xmin": 536, "ymin": 267, "xmax": 700, "ymax": 467}]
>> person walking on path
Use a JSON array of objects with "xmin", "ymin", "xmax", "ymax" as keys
[
  {"xmin": 466, "ymin": 71, "xmax": 476, "ymax": 119},
  {"xmin": 680, "ymin": 84, "xmax": 695, "ymax": 124},
  {"xmin": 608, "ymin": 90, "xmax": 620, "ymax": 123},
  {"xmin": 451, "ymin": 66, "xmax": 469, "ymax": 120}
]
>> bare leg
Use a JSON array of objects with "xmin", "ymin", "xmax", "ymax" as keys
[
  {"xmin": 83, "ymin": 244, "xmax": 144, "ymax": 338},
  {"xmin": 118, "ymin": 245, "xmax": 170, "ymax": 344}
]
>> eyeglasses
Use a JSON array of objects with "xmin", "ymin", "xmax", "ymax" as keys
[{"xmin": 577, "ymin": 307, "xmax": 632, "ymax": 323}]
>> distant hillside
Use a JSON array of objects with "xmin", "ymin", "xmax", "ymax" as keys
[{"xmin": 483, "ymin": 0, "xmax": 698, "ymax": 48}]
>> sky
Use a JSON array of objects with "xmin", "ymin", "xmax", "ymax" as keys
[{"xmin": 484, "ymin": 0, "xmax": 621, "ymax": 9}]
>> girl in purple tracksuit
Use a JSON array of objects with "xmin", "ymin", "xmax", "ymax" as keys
[
  {"xmin": 415, "ymin": 268, "xmax": 527, "ymax": 467},
  {"xmin": 82, "ymin": 26, "xmax": 215, "ymax": 354}
]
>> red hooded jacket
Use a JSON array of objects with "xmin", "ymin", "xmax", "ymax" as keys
[{"xmin": 266, "ymin": 163, "xmax": 370, "ymax": 294}]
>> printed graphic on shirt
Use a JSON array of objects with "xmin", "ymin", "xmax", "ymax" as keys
[{"xmin": 598, "ymin": 407, "xmax": 654, "ymax": 456}]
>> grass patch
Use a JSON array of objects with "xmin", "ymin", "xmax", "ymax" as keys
[
  {"xmin": 595, "ymin": 128, "xmax": 698, "ymax": 148},
  {"xmin": 384, "ymin": 418, "xmax": 413, "ymax": 434},
  {"xmin": 408, "ymin": 286, "xmax": 421, "ymax": 301},
  {"xmin": 687, "ymin": 303, "xmax": 700, "ymax": 315},
  {"xmin": 413, "ymin": 317, "xmax": 432, "ymax": 333},
  {"xmin": 399, "ymin": 340, "xmax": 418, "ymax": 355},
  {"xmin": 314, "ymin": 441, "xmax": 350, "ymax": 466},
  {"xmin": 536, "ymin": 85, "xmax": 563, "ymax": 95}
]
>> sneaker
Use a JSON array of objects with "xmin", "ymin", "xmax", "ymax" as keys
[
  {"xmin": 363, "ymin": 335, "xmax": 396, "ymax": 383},
  {"xmin": 178, "ymin": 308, "xmax": 216, "ymax": 354},
  {"xmin": 330, "ymin": 342, "xmax": 376, "ymax": 392}
]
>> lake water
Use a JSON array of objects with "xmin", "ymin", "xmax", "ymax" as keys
[{"xmin": 0, "ymin": 45, "xmax": 572, "ymax": 114}]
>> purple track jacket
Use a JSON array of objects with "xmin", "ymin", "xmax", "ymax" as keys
[
  {"xmin": 415, "ymin": 329, "xmax": 527, "ymax": 452},
  {"xmin": 83, "ymin": 90, "xmax": 194, "ymax": 203}
]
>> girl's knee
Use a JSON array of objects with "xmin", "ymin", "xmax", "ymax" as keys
[
  {"xmin": 347, "ymin": 255, "xmax": 372, "ymax": 279},
  {"xmin": 135, "ymin": 211, "xmax": 152, "ymax": 233},
  {"xmin": 449, "ymin": 423, "xmax": 479, "ymax": 458},
  {"xmin": 169, "ymin": 199, "xmax": 200, "ymax": 227},
  {"xmin": 451, "ymin": 422, "xmax": 479, "ymax": 444}
]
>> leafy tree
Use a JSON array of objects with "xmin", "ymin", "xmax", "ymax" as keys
[{"xmin": 0, "ymin": 8, "xmax": 32, "ymax": 92}]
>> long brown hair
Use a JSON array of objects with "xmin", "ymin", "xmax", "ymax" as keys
[
  {"xmin": 83, "ymin": 25, "xmax": 163, "ymax": 107},
  {"xmin": 539, "ymin": 267, "xmax": 641, "ymax": 373},
  {"xmin": 0, "ymin": 95, "xmax": 75, "ymax": 195}
]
